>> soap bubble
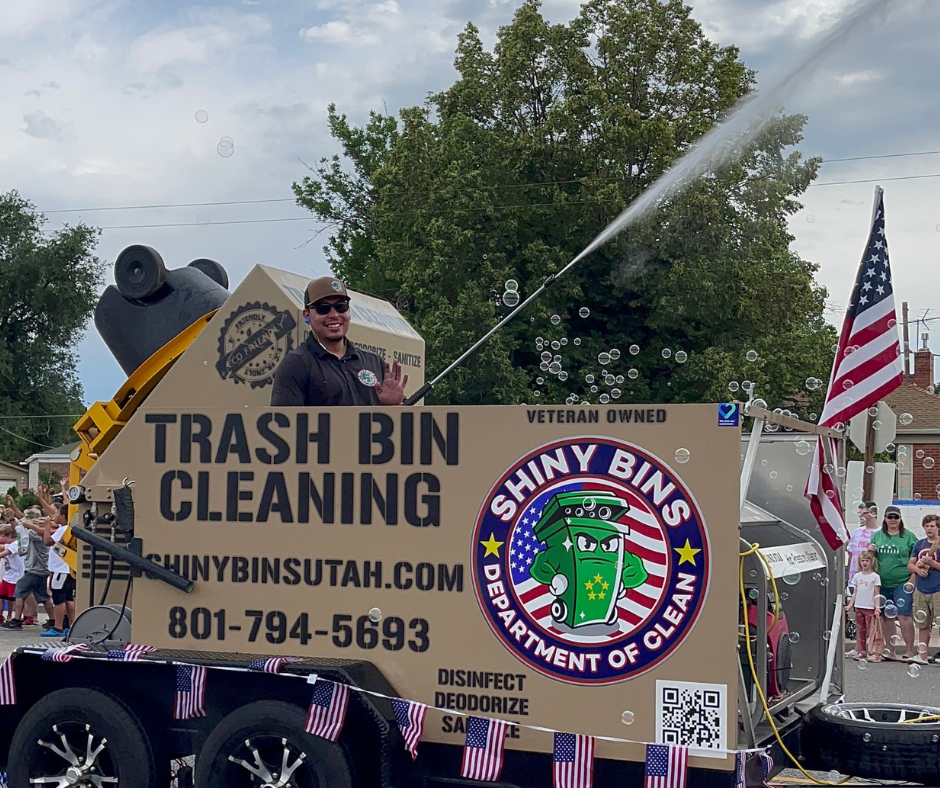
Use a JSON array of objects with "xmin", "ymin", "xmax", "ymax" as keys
[
  {"xmin": 551, "ymin": 340, "xmax": 561, "ymax": 350},
  {"xmin": 788, "ymin": 632, "xmax": 800, "ymax": 644},
  {"xmin": 917, "ymin": 449, "xmax": 925, "ymax": 459},
  {"xmin": 629, "ymin": 344, "xmax": 640, "ymax": 356},
  {"xmin": 217, "ymin": 136, "xmax": 235, "ymax": 157},
  {"xmin": 551, "ymin": 314, "xmax": 561, "ymax": 326},
  {"xmin": 195, "ymin": 109, "xmax": 209, "ymax": 123},
  {"xmin": 886, "ymin": 443, "xmax": 896, "ymax": 453},
  {"xmin": 770, "ymin": 471, "xmax": 778, "ymax": 479},
  {"xmin": 742, "ymin": 380, "xmax": 753, "ymax": 392},
  {"xmin": 585, "ymin": 374, "xmax": 595, "ymax": 384},
  {"xmin": 806, "ymin": 215, "xmax": 816, "ymax": 224},
  {"xmin": 541, "ymin": 351, "xmax": 552, "ymax": 363},
  {"xmin": 786, "ymin": 485, "xmax": 793, "ymax": 491},
  {"xmin": 752, "ymin": 398, "xmax": 767, "ymax": 409},
  {"xmin": 857, "ymin": 660, "xmax": 866, "ymax": 670},
  {"xmin": 549, "ymin": 362, "xmax": 561, "ymax": 375},
  {"xmin": 195, "ymin": 213, "xmax": 211, "ymax": 228},
  {"xmin": 875, "ymin": 594, "xmax": 887, "ymax": 607},
  {"xmin": 611, "ymin": 388, "xmax": 621, "ymax": 399},
  {"xmin": 823, "ymin": 630, "xmax": 831, "ymax": 641},
  {"xmin": 559, "ymin": 371, "xmax": 568, "ymax": 382},
  {"xmin": 540, "ymin": 361, "xmax": 549, "ymax": 372},
  {"xmin": 599, "ymin": 393, "xmax": 610, "ymax": 404},
  {"xmin": 812, "ymin": 572, "xmax": 821, "ymax": 582},
  {"xmin": 919, "ymin": 642, "xmax": 928, "ymax": 654},
  {"xmin": 795, "ymin": 440, "xmax": 812, "ymax": 456},
  {"xmin": 628, "ymin": 369, "xmax": 639, "ymax": 380},
  {"xmin": 621, "ymin": 711, "xmax": 635, "ymax": 725},
  {"xmin": 368, "ymin": 607, "xmax": 382, "ymax": 622},
  {"xmin": 505, "ymin": 279, "xmax": 519, "ymax": 292},
  {"xmin": 533, "ymin": 390, "xmax": 541, "ymax": 397},
  {"xmin": 904, "ymin": 582, "xmax": 916, "ymax": 594},
  {"xmin": 662, "ymin": 348, "xmax": 672, "ymax": 359},
  {"xmin": 728, "ymin": 381, "xmax": 740, "ymax": 393},
  {"xmin": 502, "ymin": 290, "xmax": 520, "ymax": 307},
  {"xmin": 908, "ymin": 664, "xmax": 921, "ymax": 679},
  {"xmin": 746, "ymin": 350, "xmax": 758, "ymax": 362},
  {"xmin": 863, "ymin": 733, "xmax": 872, "ymax": 742},
  {"xmin": 885, "ymin": 604, "xmax": 898, "ymax": 619},
  {"xmin": 915, "ymin": 610, "xmax": 928, "ymax": 624},
  {"xmin": 605, "ymin": 374, "xmax": 615, "ymax": 386},
  {"xmin": 536, "ymin": 377, "xmax": 544, "ymax": 385},
  {"xmin": 579, "ymin": 307, "xmax": 590, "ymax": 318},
  {"xmin": 674, "ymin": 448, "xmax": 690, "ymax": 464},
  {"xmin": 925, "ymin": 458, "xmax": 936, "ymax": 469},
  {"xmin": 782, "ymin": 568, "xmax": 800, "ymax": 586},
  {"xmin": 573, "ymin": 338, "xmax": 581, "ymax": 346},
  {"xmin": 598, "ymin": 352, "xmax": 611, "ymax": 365},
  {"xmin": 900, "ymin": 413, "xmax": 914, "ymax": 426},
  {"xmin": 890, "ymin": 634, "xmax": 902, "ymax": 647},
  {"xmin": 616, "ymin": 375, "xmax": 624, "ymax": 384},
  {"xmin": 675, "ymin": 350, "xmax": 688, "ymax": 364},
  {"xmin": 560, "ymin": 338, "xmax": 568, "ymax": 346},
  {"xmin": 609, "ymin": 348, "xmax": 621, "ymax": 360}
]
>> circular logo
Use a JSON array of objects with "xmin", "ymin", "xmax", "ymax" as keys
[
  {"xmin": 331, "ymin": 280, "xmax": 343, "ymax": 292},
  {"xmin": 216, "ymin": 302, "xmax": 296, "ymax": 389},
  {"xmin": 472, "ymin": 437, "xmax": 710, "ymax": 685},
  {"xmin": 358, "ymin": 369, "xmax": 379, "ymax": 387}
]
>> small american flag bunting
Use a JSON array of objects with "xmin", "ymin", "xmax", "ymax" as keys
[
  {"xmin": 460, "ymin": 716, "xmax": 507, "ymax": 783},
  {"xmin": 42, "ymin": 644, "xmax": 89, "ymax": 663},
  {"xmin": 304, "ymin": 678, "xmax": 349, "ymax": 742},
  {"xmin": 173, "ymin": 664, "xmax": 207, "ymax": 720},
  {"xmin": 553, "ymin": 732, "xmax": 595, "ymax": 788},
  {"xmin": 108, "ymin": 644, "xmax": 156, "ymax": 662},
  {"xmin": 0, "ymin": 656, "xmax": 14, "ymax": 705},
  {"xmin": 645, "ymin": 744, "xmax": 688, "ymax": 788},
  {"xmin": 247, "ymin": 657, "xmax": 303, "ymax": 674},
  {"xmin": 390, "ymin": 698, "xmax": 428, "ymax": 760}
]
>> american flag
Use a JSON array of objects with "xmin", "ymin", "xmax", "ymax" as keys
[
  {"xmin": 511, "ymin": 483, "xmax": 666, "ymax": 639},
  {"xmin": 391, "ymin": 698, "xmax": 428, "ymax": 760},
  {"xmin": 644, "ymin": 744, "xmax": 688, "ymax": 788},
  {"xmin": 108, "ymin": 644, "xmax": 156, "ymax": 662},
  {"xmin": 42, "ymin": 644, "xmax": 89, "ymax": 663},
  {"xmin": 805, "ymin": 188, "xmax": 903, "ymax": 550},
  {"xmin": 304, "ymin": 679, "xmax": 349, "ymax": 742},
  {"xmin": 173, "ymin": 664, "xmax": 207, "ymax": 720},
  {"xmin": 553, "ymin": 732, "xmax": 595, "ymax": 788},
  {"xmin": 0, "ymin": 656, "xmax": 14, "ymax": 705},
  {"xmin": 460, "ymin": 716, "xmax": 507, "ymax": 782},
  {"xmin": 735, "ymin": 751, "xmax": 774, "ymax": 788},
  {"xmin": 247, "ymin": 657, "xmax": 303, "ymax": 674}
]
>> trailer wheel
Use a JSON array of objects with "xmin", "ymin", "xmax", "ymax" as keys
[
  {"xmin": 801, "ymin": 702, "xmax": 940, "ymax": 783},
  {"xmin": 188, "ymin": 258, "xmax": 229, "ymax": 289},
  {"xmin": 195, "ymin": 700, "xmax": 353, "ymax": 788},
  {"xmin": 8, "ymin": 687, "xmax": 167, "ymax": 788},
  {"xmin": 115, "ymin": 244, "xmax": 167, "ymax": 300}
]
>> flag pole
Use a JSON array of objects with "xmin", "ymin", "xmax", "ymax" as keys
[{"xmin": 861, "ymin": 187, "xmax": 883, "ymax": 501}]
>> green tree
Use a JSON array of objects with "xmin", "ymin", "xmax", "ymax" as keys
[
  {"xmin": 0, "ymin": 191, "xmax": 104, "ymax": 458},
  {"xmin": 294, "ymin": 0, "xmax": 836, "ymax": 409}
]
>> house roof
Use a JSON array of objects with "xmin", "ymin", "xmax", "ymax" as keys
[
  {"xmin": 0, "ymin": 461, "xmax": 27, "ymax": 477},
  {"xmin": 22, "ymin": 441, "xmax": 81, "ymax": 464},
  {"xmin": 885, "ymin": 381, "xmax": 940, "ymax": 431}
]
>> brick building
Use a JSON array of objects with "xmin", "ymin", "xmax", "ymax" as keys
[
  {"xmin": 21, "ymin": 442, "xmax": 79, "ymax": 491},
  {"xmin": 885, "ymin": 348, "xmax": 940, "ymax": 501}
]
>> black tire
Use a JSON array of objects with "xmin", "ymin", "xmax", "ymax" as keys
[
  {"xmin": 115, "ymin": 244, "xmax": 167, "ymax": 299},
  {"xmin": 801, "ymin": 702, "xmax": 940, "ymax": 783},
  {"xmin": 195, "ymin": 700, "xmax": 353, "ymax": 788},
  {"xmin": 9, "ymin": 687, "xmax": 167, "ymax": 788},
  {"xmin": 551, "ymin": 599, "xmax": 567, "ymax": 623},
  {"xmin": 188, "ymin": 258, "xmax": 229, "ymax": 289}
]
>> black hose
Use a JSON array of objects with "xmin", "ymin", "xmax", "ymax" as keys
[
  {"xmin": 96, "ymin": 553, "xmax": 115, "ymax": 607},
  {"xmin": 92, "ymin": 575, "xmax": 132, "ymax": 646}
]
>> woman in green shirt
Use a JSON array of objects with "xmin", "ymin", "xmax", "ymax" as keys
[{"xmin": 869, "ymin": 506, "xmax": 918, "ymax": 661}]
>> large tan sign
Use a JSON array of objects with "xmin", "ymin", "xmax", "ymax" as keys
[{"xmin": 81, "ymin": 404, "xmax": 739, "ymax": 767}]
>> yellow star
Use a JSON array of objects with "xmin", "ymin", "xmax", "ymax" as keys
[
  {"xmin": 588, "ymin": 591, "xmax": 596, "ymax": 600},
  {"xmin": 480, "ymin": 533, "xmax": 504, "ymax": 558},
  {"xmin": 674, "ymin": 539, "xmax": 701, "ymax": 566},
  {"xmin": 585, "ymin": 579, "xmax": 594, "ymax": 591},
  {"xmin": 594, "ymin": 573, "xmax": 603, "ymax": 583},
  {"xmin": 598, "ymin": 591, "xmax": 606, "ymax": 600},
  {"xmin": 601, "ymin": 581, "xmax": 609, "ymax": 590}
]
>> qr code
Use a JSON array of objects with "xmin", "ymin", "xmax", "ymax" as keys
[{"xmin": 655, "ymin": 680, "xmax": 727, "ymax": 759}]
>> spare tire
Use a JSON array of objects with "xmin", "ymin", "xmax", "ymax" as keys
[
  {"xmin": 115, "ymin": 245, "xmax": 167, "ymax": 300},
  {"xmin": 188, "ymin": 258, "xmax": 229, "ymax": 289},
  {"xmin": 801, "ymin": 702, "xmax": 940, "ymax": 783}
]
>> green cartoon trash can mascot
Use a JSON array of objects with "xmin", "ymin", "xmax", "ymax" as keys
[{"xmin": 530, "ymin": 491, "xmax": 648, "ymax": 633}]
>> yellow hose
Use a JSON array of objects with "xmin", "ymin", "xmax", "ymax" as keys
[{"xmin": 739, "ymin": 543, "xmax": 849, "ymax": 785}]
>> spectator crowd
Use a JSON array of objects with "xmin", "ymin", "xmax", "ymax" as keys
[
  {"xmin": 0, "ymin": 483, "xmax": 75, "ymax": 638},
  {"xmin": 845, "ymin": 503, "xmax": 940, "ymax": 664}
]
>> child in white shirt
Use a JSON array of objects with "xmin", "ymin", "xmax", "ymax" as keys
[{"xmin": 845, "ymin": 550, "xmax": 882, "ymax": 662}]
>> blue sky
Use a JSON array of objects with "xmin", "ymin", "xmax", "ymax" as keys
[{"xmin": 3, "ymin": 0, "xmax": 940, "ymax": 405}]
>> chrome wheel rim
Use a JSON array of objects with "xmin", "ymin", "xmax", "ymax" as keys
[
  {"xmin": 823, "ymin": 703, "xmax": 940, "ymax": 724},
  {"xmin": 227, "ymin": 737, "xmax": 313, "ymax": 788},
  {"xmin": 29, "ymin": 723, "xmax": 117, "ymax": 787}
]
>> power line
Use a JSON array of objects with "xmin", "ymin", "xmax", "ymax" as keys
[
  {"xmin": 814, "ymin": 172, "xmax": 940, "ymax": 187},
  {"xmin": 46, "ymin": 197, "xmax": 296, "ymax": 214},
  {"xmin": 98, "ymin": 216, "xmax": 315, "ymax": 230},
  {"xmin": 0, "ymin": 424, "xmax": 58, "ymax": 450},
  {"xmin": 825, "ymin": 149, "xmax": 940, "ymax": 163},
  {"xmin": 0, "ymin": 415, "xmax": 82, "ymax": 420}
]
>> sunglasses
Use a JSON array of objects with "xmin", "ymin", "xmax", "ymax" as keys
[
  {"xmin": 308, "ymin": 300, "xmax": 350, "ymax": 315},
  {"xmin": 885, "ymin": 514, "xmax": 901, "ymax": 519}
]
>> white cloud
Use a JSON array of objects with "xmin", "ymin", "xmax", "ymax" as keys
[{"xmin": 299, "ymin": 20, "xmax": 378, "ymax": 45}]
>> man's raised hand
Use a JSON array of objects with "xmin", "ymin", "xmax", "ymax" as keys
[{"xmin": 375, "ymin": 360, "xmax": 409, "ymax": 406}]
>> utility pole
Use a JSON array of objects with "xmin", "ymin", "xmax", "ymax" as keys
[{"xmin": 903, "ymin": 301, "xmax": 911, "ymax": 376}]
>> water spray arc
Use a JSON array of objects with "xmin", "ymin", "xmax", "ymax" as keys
[{"xmin": 403, "ymin": 0, "xmax": 889, "ymax": 406}]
